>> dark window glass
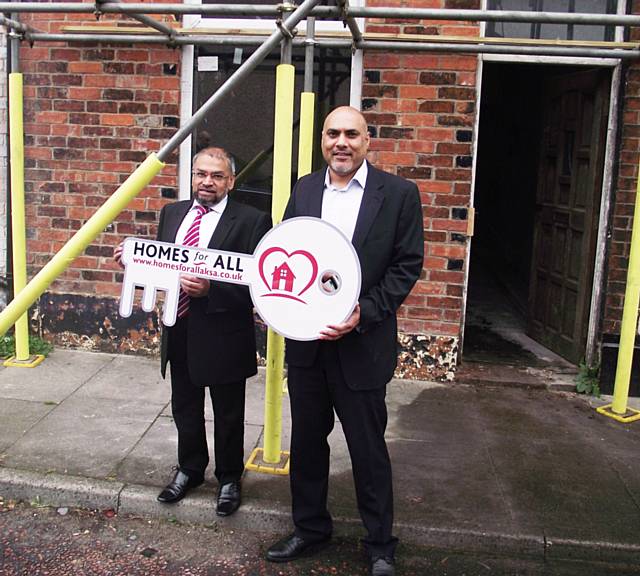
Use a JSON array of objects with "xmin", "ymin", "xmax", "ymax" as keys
[
  {"xmin": 194, "ymin": 46, "xmax": 351, "ymax": 213},
  {"xmin": 485, "ymin": 0, "xmax": 618, "ymax": 42}
]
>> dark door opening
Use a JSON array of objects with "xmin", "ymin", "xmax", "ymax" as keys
[{"xmin": 464, "ymin": 62, "xmax": 610, "ymax": 369}]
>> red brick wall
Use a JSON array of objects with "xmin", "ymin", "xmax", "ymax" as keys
[
  {"xmin": 20, "ymin": 9, "xmax": 180, "ymax": 300},
  {"xmin": 602, "ymin": 3, "xmax": 640, "ymax": 335},
  {"xmin": 363, "ymin": 0, "xmax": 479, "ymax": 340},
  {"xmin": 16, "ymin": 2, "xmax": 479, "ymax": 367}
]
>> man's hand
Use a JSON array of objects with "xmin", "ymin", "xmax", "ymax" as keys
[
  {"xmin": 114, "ymin": 242, "xmax": 124, "ymax": 269},
  {"xmin": 319, "ymin": 304, "xmax": 360, "ymax": 341},
  {"xmin": 180, "ymin": 274, "xmax": 210, "ymax": 298}
]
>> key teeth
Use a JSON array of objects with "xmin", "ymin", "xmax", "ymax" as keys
[
  {"xmin": 162, "ymin": 308, "xmax": 177, "ymax": 327},
  {"xmin": 119, "ymin": 302, "xmax": 132, "ymax": 319}
]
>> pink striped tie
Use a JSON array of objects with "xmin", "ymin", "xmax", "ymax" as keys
[{"xmin": 177, "ymin": 205, "xmax": 209, "ymax": 319}]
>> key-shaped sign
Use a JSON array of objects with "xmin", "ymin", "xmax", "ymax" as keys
[{"xmin": 119, "ymin": 217, "xmax": 361, "ymax": 341}]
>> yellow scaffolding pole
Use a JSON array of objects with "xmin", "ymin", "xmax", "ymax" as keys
[
  {"xmin": 597, "ymin": 157, "xmax": 640, "ymax": 423},
  {"xmin": 246, "ymin": 63, "xmax": 296, "ymax": 475},
  {"xmin": 297, "ymin": 92, "xmax": 315, "ymax": 178},
  {"xmin": 0, "ymin": 154, "xmax": 165, "ymax": 339},
  {"xmin": 4, "ymin": 73, "xmax": 44, "ymax": 367}
]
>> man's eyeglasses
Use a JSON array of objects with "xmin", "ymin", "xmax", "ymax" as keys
[{"xmin": 192, "ymin": 170, "xmax": 230, "ymax": 183}]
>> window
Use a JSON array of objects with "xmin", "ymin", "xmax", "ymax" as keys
[
  {"xmin": 180, "ymin": 1, "xmax": 362, "ymax": 210},
  {"xmin": 194, "ymin": 45, "xmax": 352, "ymax": 212},
  {"xmin": 485, "ymin": 0, "xmax": 619, "ymax": 42}
]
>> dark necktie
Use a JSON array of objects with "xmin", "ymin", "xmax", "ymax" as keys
[{"xmin": 177, "ymin": 204, "xmax": 209, "ymax": 319}]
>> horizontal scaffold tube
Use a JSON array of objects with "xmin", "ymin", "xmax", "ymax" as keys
[
  {"xmin": 356, "ymin": 40, "xmax": 640, "ymax": 59},
  {"xmin": 24, "ymin": 32, "xmax": 352, "ymax": 49},
  {"xmin": 18, "ymin": 32, "xmax": 640, "ymax": 59},
  {"xmin": 1, "ymin": 3, "xmax": 640, "ymax": 27}
]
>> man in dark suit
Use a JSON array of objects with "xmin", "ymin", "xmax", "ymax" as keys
[
  {"xmin": 116, "ymin": 147, "xmax": 270, "ymax": 516},
  {"xmin": 266, "ymin": 107, "xmax": 424, "ymax": 576}
]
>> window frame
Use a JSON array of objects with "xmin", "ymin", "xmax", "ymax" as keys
[{"xmin": 178, "ymin": 0, "xmax": 364, "ymax": 200}]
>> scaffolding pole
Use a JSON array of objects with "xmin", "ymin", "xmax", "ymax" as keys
[
  {"xmin": 156, "ymin": 0, "xmax": 322, "ymax": 162},
  {"xmin": 99, "ymin": 0, "xmax": 176, "ymax": 40},
  {"xmin": 2, "ymin": 3, "xmax": 640, "ymax": 27},
  {"xmin": 6, "ymin": 32, "xmax": 635, "ymax": 59},
  {"xmin": 23, "ymin": 32, "xmax": 350, "ymax": 49},
  {"xmin": 355, "ymin": 40, "xmax": 639, "ymax": 59},
  {"xmin": 0, "ymin": 13, "xmax": 28, "ymax": 34},
  {"xmin": 0, "ymin": 0, "xmax": 324, "ymax": 336}
]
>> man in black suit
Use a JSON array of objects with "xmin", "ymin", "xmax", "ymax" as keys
[
  {"xmin": 266, "ymin": 107, "xmax": 424, "ymax": 576},
  {"xmin": 116, "ymin": 147, "xmax": 270, "ymax": 516}
]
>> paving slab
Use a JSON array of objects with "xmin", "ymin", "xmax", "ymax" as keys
[
  {"xmin": 0, "ymin": 349, "xmax": 112, "ymax": 402},
  {"xmin": 2, "ymin": 395, "xmax": 165, "ymax": 478},
  {"xmin": 116, "ymin": 416, "xmax": 264, "ymax": 488},
  {"xmin": 1, "ymin": 348, "xmax": 640, "ymax": 566},
  {"xmin": 0, "ymin": 398, "xmax": 55, "ymax": 453},
  {"xmin": 74, "ymin": 353, "xmax": 169, "ymax": 405}
]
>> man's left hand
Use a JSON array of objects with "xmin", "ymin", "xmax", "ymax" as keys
[
  {"xmin": 180, "ymin": 274, "xmax": 210, "ymax": 298},
  {"xmin": 319, "ymin": 304, "xmax": 360, "ymax": 341}
]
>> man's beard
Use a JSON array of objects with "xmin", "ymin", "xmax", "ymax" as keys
[
  {"xmin": 329, "ymin": 157, "xmax": 357, "ymax": 176},
  {"xmin": 195, "ymin": 190, "xmax": 222, "ymax": 207}
]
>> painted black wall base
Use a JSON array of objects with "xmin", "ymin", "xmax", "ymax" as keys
[{"xmin": 600, "ymin": 335, "xmax": 640, "ymax": 397}]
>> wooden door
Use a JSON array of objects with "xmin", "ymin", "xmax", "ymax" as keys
[{"xmin": 527, "ymin": 69, "xmax": 609, "ymax": 363}]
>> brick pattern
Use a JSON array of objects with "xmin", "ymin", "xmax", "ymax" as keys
[
  {"xmin": 19, "ymin": 8, "xmax": 180, "ymax": 298},
  {"xmin": 18, "ymin": 1, "xmax": 636, "ymax": 371},
  {"xmin": 602, "ymin": 4, "xmax": 640, "ymax": 335},
  {"xmin": 363, "ymin": 0, "xmax": 478, "ymax": 339}
]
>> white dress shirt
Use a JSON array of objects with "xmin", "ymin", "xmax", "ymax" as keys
[
  {"xmin": 321, "ymin": 160, "xmax": 368, "ymax": 241},
  {"xmin": 175, "ymin": 196, "xmax": 228, "ymax": 248}
]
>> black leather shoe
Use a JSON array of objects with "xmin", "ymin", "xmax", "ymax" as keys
[
  {"xmin": 370, "ymin": 556, "xmax": 395, "ymax": 576},
  {"xmin": 157, "ymin": 469, "xmax": 203, "ymax": 504},
  {"xmin": 216, "ymin": 481, "xmax": 241, "ymax": 516},
  {"xmin": 266, "ymin": 533, "xmax": 331, "ymax": 563}
]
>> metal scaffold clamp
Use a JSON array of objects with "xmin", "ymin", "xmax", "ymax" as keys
[
  {"xmin": 338, "ymin": 0, "xmax": 350, "ymax": 28},
  {"xmin": 276, "ymin": 1, "xmax": 298, "ymax": 39},
  {"xmin": 276, "ymin": 20, "xmax": 297, "ymax": 40},
  {"xmin": 277, "ymin": 2, "xmax": 298, "ymax": 13},
  {"xmin": 94, "ymin": 0, "xmax": 104, "ymax": 20}
]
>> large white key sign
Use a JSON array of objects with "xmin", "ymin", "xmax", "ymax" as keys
[{"xmin": 119, "ymin": 217, "xmax": 361, "ymax": 341}]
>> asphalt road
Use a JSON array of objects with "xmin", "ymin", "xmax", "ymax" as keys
[{"xmin": 2, "ymin": 498, "xmax": 640, "ymax": 576}]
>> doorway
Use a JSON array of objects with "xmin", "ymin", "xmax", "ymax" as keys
[{"xmin": 465, "ymin": 62, "xmax": 611, "ymax": 369}]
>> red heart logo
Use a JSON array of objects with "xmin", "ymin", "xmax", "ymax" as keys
[{"xmin": 258, "ymin": 247, "xmax": 318, "ymax": 299}]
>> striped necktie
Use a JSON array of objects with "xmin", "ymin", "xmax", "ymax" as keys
[{"xmin": 177, "ymin": 204, "xmax": 209, "ymax": 319}]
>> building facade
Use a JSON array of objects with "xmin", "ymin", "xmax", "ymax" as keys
[{"xmin": 3, "ymin": 1, "xmax": 639, "ymax": 383}]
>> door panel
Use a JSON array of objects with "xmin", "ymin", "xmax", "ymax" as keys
[{"xmin": 527, "ymin": 69, "xmax": 609, "ymax": 363}]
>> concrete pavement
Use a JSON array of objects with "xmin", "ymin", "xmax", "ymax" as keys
[{"xmin": 1, "ymin": 348, "xmax": 639, "ymax": 566}]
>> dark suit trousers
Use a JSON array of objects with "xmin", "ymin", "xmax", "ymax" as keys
[
  {"xmin": 288, "ymin": 342, "xmax": 398, "ymax": 558},
  {"xmin": 168, "ymin": 317, "xmax": 246, "ymax": 484}
]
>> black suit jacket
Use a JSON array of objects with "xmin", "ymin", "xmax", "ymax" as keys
[
  {"xmin": 158, "ymin": 198, "xmax": 271, "ymax": 387},
  {"xmin": 284, "ymin": 163, "xmax": 424, "ymax": 390}
]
